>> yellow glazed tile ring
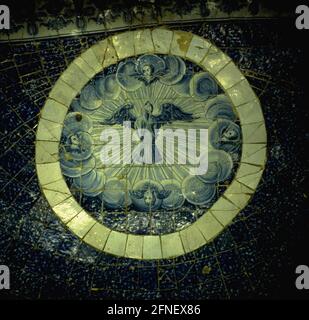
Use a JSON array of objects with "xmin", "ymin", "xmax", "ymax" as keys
[{"xmin": 35, "ymin": 28, "xmax": 267, "ymax": 260}]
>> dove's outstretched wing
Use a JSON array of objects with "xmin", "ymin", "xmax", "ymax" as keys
[
  {"xmin": 153, "ymin": 103, "xmax": 196, "ymax": 126},
  {"xmin": 100, "ymin": 104, "xmax": 136, "ymax": 125}
]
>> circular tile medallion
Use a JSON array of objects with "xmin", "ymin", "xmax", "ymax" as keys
[{"xmin": 36, "ymin": 29, "xmax": 266, "ymax": 259}]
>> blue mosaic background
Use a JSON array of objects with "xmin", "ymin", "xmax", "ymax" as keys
[{"xmin": 0, "ymin": 20, "xmax": 307, "ymax": 299}]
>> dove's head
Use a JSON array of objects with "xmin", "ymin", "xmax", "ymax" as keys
[{"xmin": 144, "ymin": 101, "xmax": 154, "ymax": 114}]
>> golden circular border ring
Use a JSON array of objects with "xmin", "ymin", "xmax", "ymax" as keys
[{"xmin": 35, "ymin": 28, "xmax": 267, "ymax": 260}]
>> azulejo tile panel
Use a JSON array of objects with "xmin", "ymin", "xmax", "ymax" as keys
[{"xmin": 35, "ymin": 28, "xmax": 266, "ymax": 260}]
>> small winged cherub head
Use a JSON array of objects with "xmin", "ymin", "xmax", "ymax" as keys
[
  {"xmin": 143, "ymin": 188, "xmax": 156, "ymax": 206},
  {"xmin": 222, "ymin": 127, "xmax": 239, "ymax": 142},
  {"xmin": 142, "ymin": 64, "xmax": 154, "ymax": 81},
  {"xmin": 130, "ymin": 181, "xmax": 171, "ymax": 211}
]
